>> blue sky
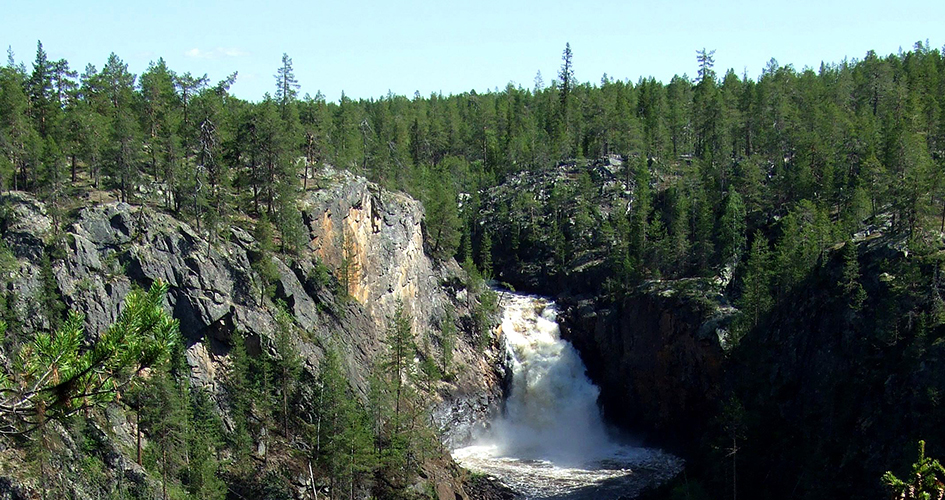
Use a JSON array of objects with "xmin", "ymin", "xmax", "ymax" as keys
[{"xmin": 2, "ymin": 1, "xmax": 943, "ymax": 102}]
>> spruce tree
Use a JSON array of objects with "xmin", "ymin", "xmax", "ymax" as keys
[
  {"xmin": 274, "ymin": 53, "xmax": 300, "ymax": 117},
  {"xmin": 100, "ymin": 53, "xmax": 140, "ymax": 203},
  {"xmin": 719, "ymin": 191, "xmax": 747, "ymax": 270},
  {"xmin": 273, "ymin": 302, "xmax": 301, "ymax": 439},
  {"xmin": 738, "ymin": 231, "xmax": 773, "ymax": 333}
]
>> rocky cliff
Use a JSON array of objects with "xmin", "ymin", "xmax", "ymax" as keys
[
  {"xmin": 480, "ymin": 158, "xmax": 945, "ymax": 498},
  {"xmin": 479, "ymin": 158, "xmax": 732, "ymax": 446},
  {"xmin": 0, "ymin": 168, "xmax": 504, "ymax": 499},
  {"xmin": 559, "ymin": 281, "xmax": 731, "ymax": 446}
]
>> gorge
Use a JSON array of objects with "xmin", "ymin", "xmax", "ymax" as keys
[
  {"xmin": 2, "ymin": 36, "xmax": 945, "ymax": 499},
  {"xmin": 453, "ymin": 292, "xmax": 682, "ymax": 499}
]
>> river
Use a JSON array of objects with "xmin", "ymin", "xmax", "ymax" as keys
[{"xmin": 452, "ymin": 292, "xmax": 683, "ymax": 499}]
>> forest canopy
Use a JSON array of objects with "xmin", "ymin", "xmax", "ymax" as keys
[{"xmin": 0, "ymin": 40, "xmax": 944, "ymax": 278}]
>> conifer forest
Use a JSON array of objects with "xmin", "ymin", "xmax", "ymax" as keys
[{"xmin": 1, "ymin": 38, "xmax": 945, "ymax": 499}]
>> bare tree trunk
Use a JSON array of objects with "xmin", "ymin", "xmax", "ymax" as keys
[
  {"xmin": 732, "ymin": 437, "xmax": 737, "ymax": 500},
  {"xmin": 39, "ymin": 424, "xmax": 47, "ymax": 500},
  {"xmin": 283, "ymin": 373, "xmax": 289, "ymax": 439},
  {"xmin": 349, "ymin": 443, "xmax": 355, "ymax": 500},
  {"xmin": 162, "ymin": 447, "xmax": 168, "ymax": 500},
  {"xmin": 136, "ymin": 411, "xmax": 142, "ymax": 465},
  {"xmin": 939, "ymin": 200, "xmax": 944, "ymax": 232},
  {"xmin": 309, "ymin": 460, "xmax": 318, "ymax": 500}
]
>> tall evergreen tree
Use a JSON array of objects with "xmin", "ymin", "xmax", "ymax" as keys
[
  {"xmin": 28, "ymin": 41, "xmax": 57, "ymax": 140},
  {"xmin": 274, "ymin": 52, "xmax": 300, "ymax": 116},
  {"xmin": 99, "ymin": 53, "xmax": 140, "ymax": 202},
  {"xmin": 0, "ymin": 59, "xmax": 39, "ymax": 191},
  {"xmin": 738, "ymin": 231, "xmax": 773, "ymax": 333},
  {"xmin": 557, "ymin": 42, "xmax": 575, "ymax": 158},
  {"xmin": 719, "ymin": 191, "xmax": 747, "ymax": 270}
]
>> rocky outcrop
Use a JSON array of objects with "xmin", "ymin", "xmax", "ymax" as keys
[
  {"xmin": 478, "ymin": 156, "xmax": 629, "ymax": 296},
  {"xmin": 0, "ymin": 169, "xmax": 505, "ymax": 499},
  {"xmin": 489, "ymin": 158, "xmax": 945, "ymax": 498},
  {"xmin": 478, "ymin": 158, "xmax": 732, "ymax": 446},
  {"xmin": 303, "ymin": 171, "xmax": 433, "ymax": 332}
]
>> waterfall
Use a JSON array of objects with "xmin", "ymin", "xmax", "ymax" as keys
[
  {"xmin": 452, "ymin": 291, "xmax": 683, "ymax": 499},
  {"xmin": 489, "ymin": 293, "xmax": 611, "ymax": 465}
]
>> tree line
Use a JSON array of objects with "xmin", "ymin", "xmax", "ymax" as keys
[
  {"xmin": 2, "ymin": 41, "xmax": 944, "ymax": 269},
  {"xmin": 3, "ymin": 35, "xmax": 945, "ymax": 500}
]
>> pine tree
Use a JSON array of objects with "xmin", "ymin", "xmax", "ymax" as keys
[
  {"xmin": 737, "ymin": 231, "xmax": 773, "ymax": 334},
  {"xmin": 139, "ymin": 365, "xmax": 189, "ymax": 500},
  {"xmin": 667, "ymin": 182, "xmax": 692, "ymax": 275},
  {"xmin": 314, "ymin": 347, "xmax": 345, "ymax": 493},
  {"xmin": 251, "ymin": 212, "xmax": 280, "ymax": 299},
  {"xmin": 383, "ymin": 301, "xmax": 415, "ymax": 435},
  {"xmin": 0, "ymin": 59, "xmax": 40, "ymax": 191},
  {"xmin": 274, "ymin": 53, "xmax": 300, "ymax": 117},
  {"xmin": 478, "ymin": 229, "xmax": 493, "ymax": 279},
  {"xmin": 223, "ymin": 331, "xmax": 254, "ymax": 460},
  {"xmin": 667, "ymin": 75, "xmax": 694, "ymax": 158},
  {"xmin": 100, "ymin": 53, "xmax": 140, "ymax": 203},
  {"xmin": 423, "ymin": 166, "xmax": 461, "ymax": 259},
  {"xmin": 557, "ymin": 42, "xmax": 575, "ymax": 158},
  {"xmin": 73, "ymin": 64, "xmax": 108, "ymax": 188},
  {"xmin": 138, "ymin": 58, "xmax": 179, "ymax": 178},
  {"xmin": 0, "ymin": 282, "xmax": 178, "ymax": 435},
  {"xmin": 883, "ymin": 441, "xmax": 945, "ymax": 499},
  {"xmin": 174, "ymin": 71, "xmax": 208, "ymax": 141},
  {"xmin": 273, "ymin": 302, "xmax": 301, "ymax": 439},
  {"xmin": 28, "ymin": 41, "xmax": 57, "ymax": 140},
  {"xmin": 838, "ymin": 241, "xmax": 866, "ymax": 313},
  {"xmin": 719, "ymin": 191, "xmax": 747, "ymax": 270},
  {"xmin": 372, "ymin": 301, "xmax": 424, "ymax": 487},
  {"xmin": 439, "ymin": 307, "xmax": 457, "ymax": 374},
  {"xmin": 629, "ymin": 156, "xmax": 651, "ymax": 264},
  {"xmin": 697, "ymin": 48, "xmax": 717, "ymax": 85},
  {"xmin": 185, "ymin": 388, "xmax": 226, "ymax": 499},
  {"xmin": 691, "ymin": 177, "xmax": 716, "ymax": 273},
  {"xmin": 339, "ymin": 228, "xmax": 361, "ymax": 300},
  {"xmin": 694, "ymin": 49, "xmax": 724, "ymax": 167}
]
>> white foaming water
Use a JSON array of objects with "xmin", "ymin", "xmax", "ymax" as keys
[
  {"xmin": 452, "ymin": 292, "xmax": 682, "ymax": 499},
  {"xmin": 488, "ymin": 293, "xmax": 611, "ymax": 464}
]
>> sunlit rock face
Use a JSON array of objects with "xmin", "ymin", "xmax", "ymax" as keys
[
  {"xmin": 302, "ymin": 170, "xmax": 433, "ymax": 334},
  {"xmin": 0, "ymin": 170, "xmax": 504, "ymax": 499}
]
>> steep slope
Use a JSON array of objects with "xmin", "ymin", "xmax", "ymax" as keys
[
  {"xmin": 0, "ymin": 169, "xmax": 504, "ymax": 499},
  {"xmin": 480, "ymin": 157, "xmax": 945, "ymax": 499},
  {"xmin": 478, "ymin": 157, "xmax": 732, "ymax": 443}
]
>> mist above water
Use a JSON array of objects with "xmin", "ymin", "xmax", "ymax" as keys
[
  {"xmin": 489, "ymin": 293, "xmax": 611, "ymax": 465},
  {"xmin": 452, "ymin": 292, "xmax": 682, "ymax": 499}
]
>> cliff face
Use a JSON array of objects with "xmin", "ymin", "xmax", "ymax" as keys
[
  {"xmin": 0, "ymin": 169, "xmax": 503, "ymax": 499},
  {"xmin": 557, "ymin": 233, "xmax": 945, "ymax": 498},
  {"xmin": 713, "ymin": 238, "xmax": 945, "ymax": 499},
  {"xmin": 479, "ymin": 158, "xmax": 732, "ymax": 446},
  {"xmin": 559, "ymin": 283, "xmax": 730, "ymax": 445},
  {"xmin": 480, "ymin": 159, "xmax": 945, "ymax": 498},
  {"xmin": 303, "ymin": 172, "xmax": 449, "ymax": 345}
]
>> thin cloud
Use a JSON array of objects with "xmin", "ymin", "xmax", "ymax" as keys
[
  {"xmin": 220, "ymin": 48, "xmax": 249, "ymax": 57},
  {"xmin": 185, "ymin": 47, "xmax": 249, "ymax": 60}
]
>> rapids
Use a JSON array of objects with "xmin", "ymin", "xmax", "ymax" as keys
[{"xmin": 452, "ymin": 292, "xmax": 682, "ymax": 499}]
